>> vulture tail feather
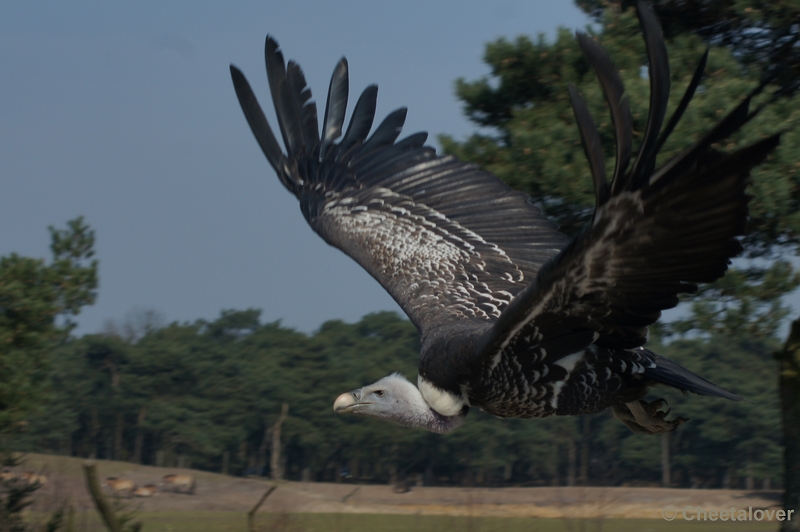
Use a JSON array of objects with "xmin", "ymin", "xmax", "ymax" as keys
[{"xmin": 644, "ymin": 352, "xmax": 744, "ymax": 401}]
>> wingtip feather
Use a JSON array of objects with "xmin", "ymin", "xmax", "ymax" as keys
[
  {"xmin": 630, "ymin": 0, "xmax": 671, "ymax": 186},
  {"xmin": 575, "ymin": 31, "xmax": 633, "ymax": 193},
  {"xmin": 321, "ymin": 57, "xmax": 349, "ymax": 160},
  {"xmin": 230, "ymin": 65, "xmax": 281, "ymax": 166}
]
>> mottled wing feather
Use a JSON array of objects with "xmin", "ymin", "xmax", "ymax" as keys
[
  {"xmin": 312, "ymin": 187, "xmax": 520, "ymax": 329},
  {"xmin": 304, "ymin": 150, "xmax": 570, "ymax": 332}
]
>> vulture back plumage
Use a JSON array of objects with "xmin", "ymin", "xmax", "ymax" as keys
[{"xmin": 231, "ymin": 1, "xmax": 780, "ymax": 435}]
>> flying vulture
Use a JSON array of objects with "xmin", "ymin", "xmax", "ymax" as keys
[{"xmin": 230, "ymin": 1, "xmax": 779, "ymax": 435}]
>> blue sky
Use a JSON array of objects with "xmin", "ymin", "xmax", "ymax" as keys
[{"xmin": 2, "ymin": 2, "xmax": 597, "ymax": 334}]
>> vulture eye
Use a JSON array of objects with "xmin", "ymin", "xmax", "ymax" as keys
[{"xmin": 374, "ymin": 390, "xmax": 385, "ymax": 398}]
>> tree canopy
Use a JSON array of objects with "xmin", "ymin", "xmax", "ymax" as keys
[
  {"xmin": 9, "ymin": 309, "xmax": 782, "ymax": 489},
  {"xmin": 578, "ymin": 0, "xmax": 800, "ymax": 95},
  {"xmin": 0, "ymin": 217, "xmax": 97, "ymax": 435}
]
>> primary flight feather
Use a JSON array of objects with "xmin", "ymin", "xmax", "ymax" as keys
[{"xmin": 230, "ymin": 1, "xmax": 779, "ymax": 435}]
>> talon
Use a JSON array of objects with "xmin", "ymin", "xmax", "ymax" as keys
[
  {"xmin": 614, "ymin": 399, "xmax": 688, "ymax": 434},
  {"xmin": 654, "ymin": 407, "xmax": 671, "ymax": 420}
]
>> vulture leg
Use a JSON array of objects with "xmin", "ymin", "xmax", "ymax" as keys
[{"xmin": 612, "ymin": 399, "xmax": 688, "ymax": 435}]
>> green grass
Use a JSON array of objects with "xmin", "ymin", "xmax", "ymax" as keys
[
  {"xmin": 49, "ymin": 511, "xmax": 781, "ymax": 532},
  {"xmin": 245, "ymin": 513, "xmax": 781, "ymax": 532},
  {"xmin": 17, "ymin": 453, "xmax": 784, "ymax": 532}
]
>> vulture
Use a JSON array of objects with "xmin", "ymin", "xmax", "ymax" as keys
[{"xmin": 230, "ymin": 1, "xmax": 780, "ymax": 435}]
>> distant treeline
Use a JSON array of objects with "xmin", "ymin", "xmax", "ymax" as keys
[{"xmin": 16, "ymin": 310, "xmax": 781, "ymax": 489}]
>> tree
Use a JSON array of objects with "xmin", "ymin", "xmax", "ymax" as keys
[
  {"xmin": 442, "ymin": 6, "xmax": 800, "ymax": 250},
  {"xmin": 0, "ymin": 217, "xmax": 97, "ymax": 435},
  {"xmin": 577, "ymin": 0, "xmax": 800, "ymax": 96},
  {"xmin": 0, "ymin": 217, "xmax": 97, "ymax": 532},
  {"xmin": 778, "ymin": 322, "xmax": 800, "ymax": 532},
  {"xmin": 11, "ymin": 307, "xmax": 782, "ymax": 489}
]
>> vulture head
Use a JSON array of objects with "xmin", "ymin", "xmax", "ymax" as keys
[{"xmin": 333, "ymin": 373, "xmax": 467, "ymax": 434}]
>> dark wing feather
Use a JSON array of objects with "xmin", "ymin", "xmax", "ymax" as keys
[
  {"xmin": 230, "ymin": 39, "xmax": 571, "ymax": 335},
  {"xmin": 265, "ymin": 37, "xmax": 303, "ymax": 158},
  {"xmin": 286, "ymin": 61, "xmax": 320, "ymax": 153},
  {"xmin": 654, "ymin": 49, "xmax": 708, "ymax": 156},
  {"xmin": 230, "ymin": 65, "xmax": 294, "ymax": 192},
  {"xmin": 629, "ymin": 0, "xmax": 670, "ymax": 186},
  {"xmin": 321, "ymin": 59, "xmax": 348, "ymax": 160},
  {"xmin": 338, "ymin": 85, "xmax": 378, "ymax": 159},
  {"xmin": 394, "ymin": 132, "xmax": 428, "ymax": 150},
  {"xmin": 576, "ymin": 32, "xmax": 632, "ymax": 197},
  {"xmin": 357, "ymin": 108, "xmax": 407, "ymax": 157},
  {"xmin": 568, "ymin": 84, "xmax": 608, "ymax": 209},
  {"xmin": 478, "ymin": 2, "xmax": 779, "ymax": 368}
]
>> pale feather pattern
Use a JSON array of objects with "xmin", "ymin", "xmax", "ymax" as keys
[
  {"xmin": 316, "ymin": 187, "xmax": 527, "ymax": 327},
  {"xmin": 473, "ymin": 344, "xmax": 658, "ymax": 418}
]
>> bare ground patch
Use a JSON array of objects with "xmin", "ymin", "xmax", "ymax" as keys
[{"xmin": 16, "ymin": 453, "xmax": 781, "ymax": 520}]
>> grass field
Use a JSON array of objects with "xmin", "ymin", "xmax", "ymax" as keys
[
  {"xmin": 206, "ymin": 512, "xmax": 783, "ymax": 532},
  {"xmin": 14, "ymin": 453, "xmax": 786, "ymax": 531},
  {"xmin": 44, "ymin": 510, "xmax": 782, "ymax": 532}
]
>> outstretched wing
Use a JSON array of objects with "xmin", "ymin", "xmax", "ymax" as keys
[
  {"xmin": 478, "ymin": 1, "xmax": 779, "ymax": 365},
  {"xmin": 230, "ymin": 38, "xmax": 571, "ymax": 334}
]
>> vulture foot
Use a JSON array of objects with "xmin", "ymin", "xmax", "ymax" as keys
[{"xmin": 612, "ymin": 399, "xmax": 688, "ymax": 435}]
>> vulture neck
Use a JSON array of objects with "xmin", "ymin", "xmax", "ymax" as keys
[
  {"xmin": 406, "ymin": 397, "xmax": 466, "ymax": 434},
  {"xmin": 419, "ymin": 407, "xmax": 467, "ymax": 434},
  {"xmin": 414, "ymin": 376, "xmax": 468, "ymax": 434}
]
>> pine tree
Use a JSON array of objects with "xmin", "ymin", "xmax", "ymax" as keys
[{"xmin": 0, "ymin": 217, "xmax": 97, "ymax": 434}]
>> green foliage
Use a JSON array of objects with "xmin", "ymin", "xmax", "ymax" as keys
[
  {"xmin": 648, "ymin": 334, "xmax": 783, "ymax": 485},
  {"xmin": 0, "ymin": 217, "xmax": 97, "ymax": 435},
  {"xmin": 671, "ymin": 260, "xmax": 800, "ymax": 338},
  {"xmin": 12, "ymin": 309, "xmax": 782, "ymax": 489},
  {"xmin": 577, "ymin": 0, "xmax": 800, "ymax": 95},
  {"xmin": 0, "ymin": 479, "xmax": 37, "ymax": 532},
  {"xmin": 444, "ymin": 7, "xmax": 800, "ymax": 240},
  {"xmin": 0, "ymin": 454, "xmax": 67, "ymax": 532},
  {"xmin": 0, "ymin": 218, "xmax": 96, "ymax": 531}
]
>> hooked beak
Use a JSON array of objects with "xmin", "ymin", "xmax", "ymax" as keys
[{"xmin": 333, "ymin": 390, "xmax": 362, "ymax": 413}]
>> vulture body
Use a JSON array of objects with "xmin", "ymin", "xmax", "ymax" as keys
[{"xmin": 230, "ymin": 1, "xmax": 779, "ymax": 434}]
